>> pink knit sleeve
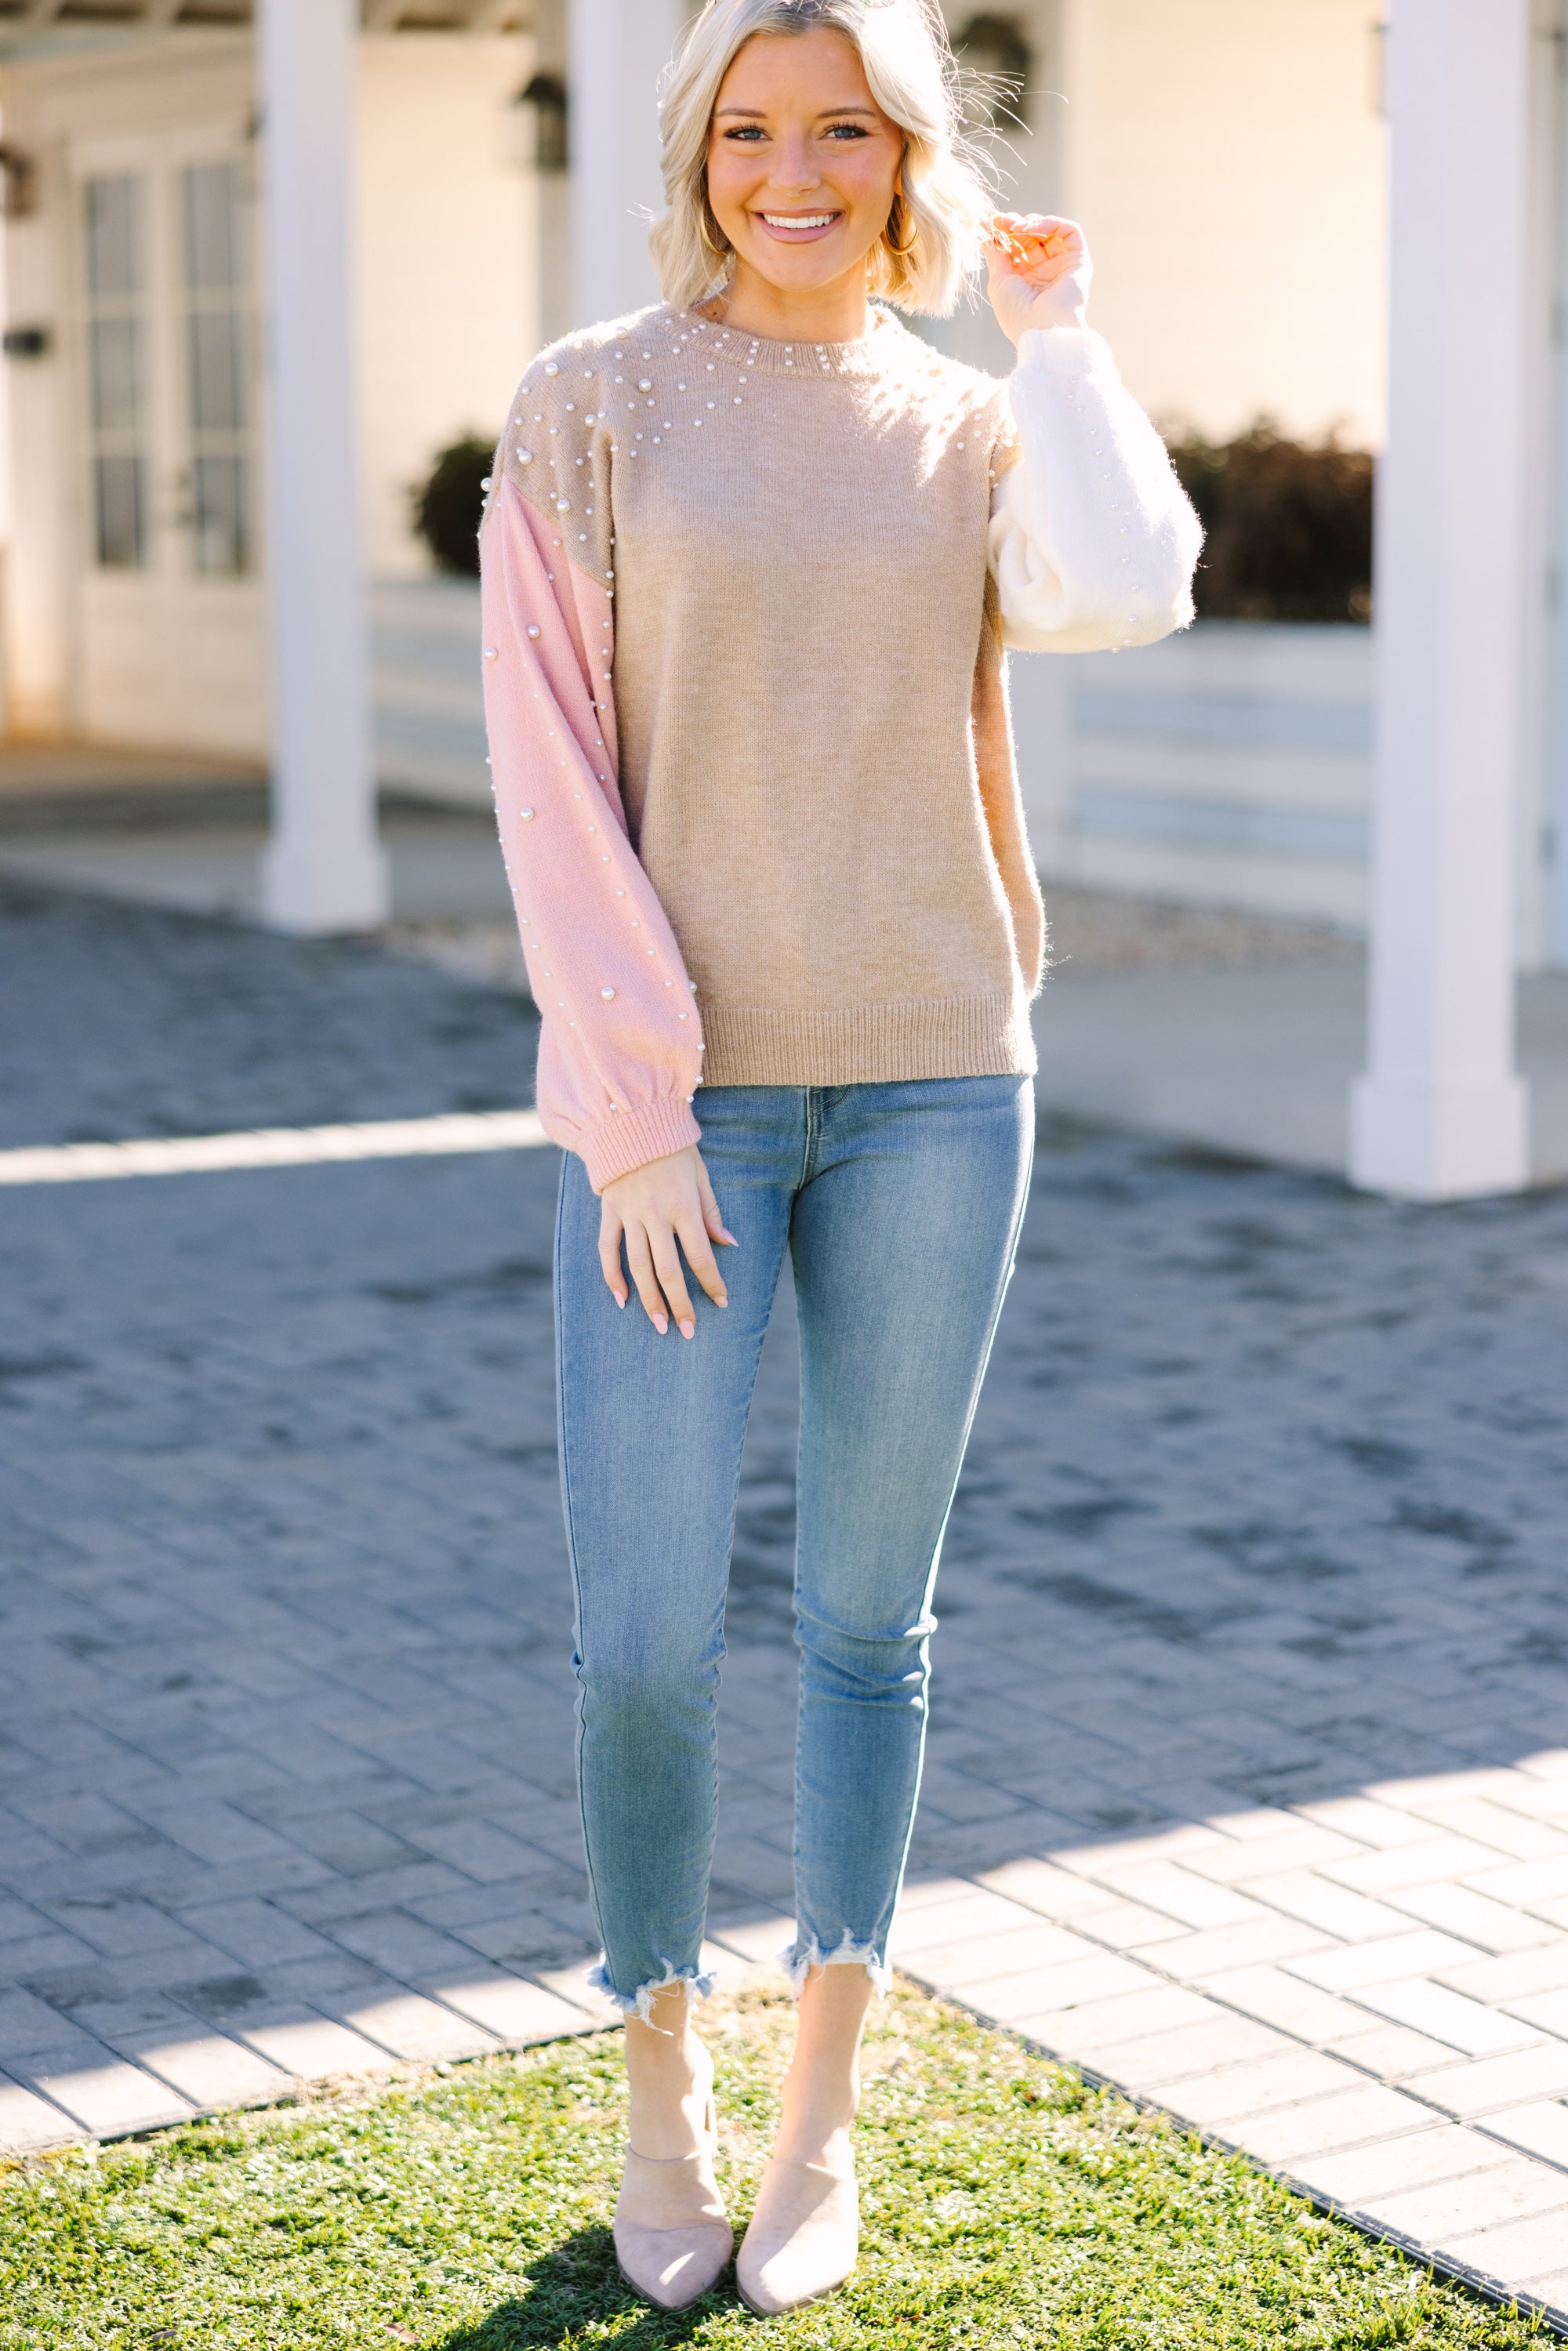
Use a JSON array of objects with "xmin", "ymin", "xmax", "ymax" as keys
[{"xmin": 480, "ymin": 475, "xmax": 703, "ymax": 1192}]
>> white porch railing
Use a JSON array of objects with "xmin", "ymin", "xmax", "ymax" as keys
[
  {"xmin": 372, "ymin": 578, "xmax": 492, "ymax": 808},
  {"xmin": 1011, "ymin": 622, "xmax": 1374, "ymax": 932}
]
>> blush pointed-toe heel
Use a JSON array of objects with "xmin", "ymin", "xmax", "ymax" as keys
[
  {"xmin": 612, "ymin": 2098, "xmax": 733, "ymax": 2313},
  {"xmin": 735, "ymin": 2153, "xmax": 858, "ymax": 2317}
]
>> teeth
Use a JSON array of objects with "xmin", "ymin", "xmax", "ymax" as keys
[{"xmin": 763, "ymin": 213, "xmax": 836, "ymax": 229}]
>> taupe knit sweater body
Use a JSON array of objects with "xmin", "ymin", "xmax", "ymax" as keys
[
  {"xmin": 481, "ymin": 301, "xmax": 1200, "ymax": 1182},
  {"xmin": 608, "ymin": 307, "xmax": 1033, "ymax": 1083}
]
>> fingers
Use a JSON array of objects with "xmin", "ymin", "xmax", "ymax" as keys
[
  {"xmin": 597, "ymin": 1206, "xmax": 629, "ymax": 1309},
  {"xmin": 622, "ymin": 1215, "xmax": 708, "ymax": 1338},
  {"xmin": 1002, "ymin": 211, "xmax": 1080, "ymax": 239},
  {"xmin": 648, "ymin": 1229, "xmax": 696, "ymax": 1340},
  {"xmin": 622, "ymin": 1221, "xmax": 671, "ymax": 1336},
  {"xmin": 982, "ymin": 219, "xmax": 1023, "ymax": 274},
  {"xmin": 988, "ymin": 212, "xmax": 1083, "ymax": 278},
  {"xmin": 621, "ymin": 1218, "xmax": 727, "ymax": 1336},
  {"xmin": 676, "ymin": 1212, "xmax": 729, "ymax": 1312},
  {"xmin": 696, "ymin": 1159, "xmax": 738, "ymax": 1250}
]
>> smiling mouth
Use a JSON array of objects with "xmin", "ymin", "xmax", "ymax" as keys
[{"xmin": 757, "ymin": 210, "xmax": 843, "ymax": 234}]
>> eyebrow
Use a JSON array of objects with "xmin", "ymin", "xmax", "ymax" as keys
[{"xmin": 714, "ymin": 104, "xmax": 882, "ymax": 118}]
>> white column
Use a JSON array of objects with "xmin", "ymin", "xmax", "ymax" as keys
[
  {"xmin": 1350, "ymin": 0, "xmax": 1532, "ymax": 1197},
  {"xmin": 1546, "ymin": 12, "xmax": 1568, "ymax": 971},
  {"xmin": 568, "ymin": 0, "xmax": 688, "ymax": 328},
  {"xmin": 256, "ymin": 0, "xmax": 389, "ymax": 933}
]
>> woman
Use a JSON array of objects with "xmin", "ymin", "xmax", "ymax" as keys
[{"xmin": 480, "ymin": 0, "xmax": 1199, "ymax": 2317}]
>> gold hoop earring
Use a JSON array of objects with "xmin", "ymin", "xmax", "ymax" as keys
[
  {"xmin": 885, "ymin": 194, "xmax": 920, "ymax": 257},
  {"xmin": 699, "ymin": 195, "xmax": 733, "ymax": 259}
]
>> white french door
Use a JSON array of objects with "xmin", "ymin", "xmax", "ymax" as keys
[{"xmin": 71, "ymin": 129, "xmax": 268, "ymax": 756}]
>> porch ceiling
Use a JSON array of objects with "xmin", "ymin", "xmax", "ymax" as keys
[{"xmin": 0, "ymin": 0, "xmax": 529, "ymax": 29}]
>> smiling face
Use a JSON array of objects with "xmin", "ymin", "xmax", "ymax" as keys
[{"xmin": 706, "ymin": 27, "xmax": 905, "ymax": 318}]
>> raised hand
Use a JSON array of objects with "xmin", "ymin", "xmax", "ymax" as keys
[{"xmin": 984, "ymin": 212, "xmax": 1091, "ymax": 346}]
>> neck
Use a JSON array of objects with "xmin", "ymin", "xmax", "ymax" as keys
[{"xmin": 706, "ymin": 259, "xmax": 870, "ymax": 345}]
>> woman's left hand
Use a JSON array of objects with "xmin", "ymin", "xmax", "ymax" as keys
[{"xmin": 984, "ymin": 212, "xmax": 1091, "ymax": 346}]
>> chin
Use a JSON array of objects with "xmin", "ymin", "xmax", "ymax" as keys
[{"xmin": 740, "ymin": 242, "xmax": 851, "ymax": 288}]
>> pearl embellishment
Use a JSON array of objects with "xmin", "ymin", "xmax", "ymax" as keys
[
  {"xmin": 544, "ymin": 361, "xmax": 559, "ymax": 375},
  {"xmin": 519, "ymin": 807, "xmax": 535, "ymax": 820},
  {"xmin": 483, "ymin": 645, "xmax": 498, "ymax": 660},
  {"xmin": 527, "ymin": 625, "xmax": 542, "ymax": 640},
  {"xmin": 601, "ymin": 988, "xmax": 615, "ymax": 1001}
]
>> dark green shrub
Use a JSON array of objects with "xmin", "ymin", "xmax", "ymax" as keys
[
  {"xmin": 1165, "ymin": 418, "xmax": 1374, "ymax": 623},
  {"xmin": 411, "ymin": 432, "xmax": 496, "ymax": 578}
]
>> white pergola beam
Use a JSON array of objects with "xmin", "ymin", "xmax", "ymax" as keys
[
  {"xmin": 256, "ymin": 0, "xmax": 389, "ymax": 933},
  {"xmin": 5, "ymin": 2, "xmax": 527, "ymax": 29},
  {"xmin": 568, "ymin": 0, "xmax": 687, "ymax": 325},
  {"xmin": 1350, "ymin": 0, "xmax": 1533, "ymax": 1198}
]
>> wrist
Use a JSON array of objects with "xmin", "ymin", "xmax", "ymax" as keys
[
  {"xmin": 584, "ymin": 1099, "xmax": 702, "ymax": 1195},
  {"xmin": 1030, "ymin": 298, "xmax": 1088, "ymax": 335}
]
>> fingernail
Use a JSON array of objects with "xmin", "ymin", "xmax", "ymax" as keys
[
  {"xmin": 615, "ymin": 1293, "xmax": 626, "ymax": 1310},
  {"xmin": 720, "ymin": 1230, "xmax": 739, "ymax": 1246},
  {"xmin": 653, "ymin": 1313, "xmax": 668, "ymax": 1335},
  {"xmin": 716, "ymin": 1295, "xmax": 728, "ymax": 1309},
  {"xmin": 679, "ymin": 1318, "xmax": 695, "ymax": 1341}
]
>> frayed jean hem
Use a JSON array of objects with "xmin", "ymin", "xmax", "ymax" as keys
[
  {"xmin": 586, "ymin": 1956, "xmax": 717, "ymax": 2026},
  {"xmin": 779, "ymin": 1930, "xmax": 892, "ymax": 1996}
]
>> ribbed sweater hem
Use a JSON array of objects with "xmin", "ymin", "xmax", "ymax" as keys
[
  {"xmin": 579, "ymin": 1097, "xmax": 702, "ymax": 1193},
  {"xmin": 696, "ymin": 992, "xmax": 1037, "ymax": 1089}
]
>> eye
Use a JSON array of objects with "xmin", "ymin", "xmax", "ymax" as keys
[
  {"xmin": 723, "ymin": 124, "xmax": 767, "ymax": 142},
  {"xmin": 826, "ymin": 122, "xmax": 871, "ymax": 139}
]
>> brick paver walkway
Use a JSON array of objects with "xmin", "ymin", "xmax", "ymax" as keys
[{"xmin": 3, "ymin": 876, "xmax": 1567, "ymax": 2324}]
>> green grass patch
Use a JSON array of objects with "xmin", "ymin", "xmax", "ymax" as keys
[{"xmin": 0, "ymin": 1982, "xmax": 1545, "ymax": 2349}]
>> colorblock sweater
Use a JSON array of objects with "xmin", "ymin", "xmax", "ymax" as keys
[{"xmin": 479, "ymin": 300, "xmax": 1200, "ymax": 1192}]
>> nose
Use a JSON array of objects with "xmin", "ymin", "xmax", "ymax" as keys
[{"xmin": 768, "ymin": 130, "xmax": 821, "ymax": 193}]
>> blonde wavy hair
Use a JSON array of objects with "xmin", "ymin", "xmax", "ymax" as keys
[{"xmin": 649, "ymin": 0, "xmax": 993, "ymax": 317}]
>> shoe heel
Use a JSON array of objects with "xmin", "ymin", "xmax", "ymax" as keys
[{"xmin": 612, "ymin": 2107, "xmax": 732, "ymax": 2313}]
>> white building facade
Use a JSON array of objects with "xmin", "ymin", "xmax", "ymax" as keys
[{"xmin": 0, "ymin": 0, "xmax": 1559, "ymax": 1195}]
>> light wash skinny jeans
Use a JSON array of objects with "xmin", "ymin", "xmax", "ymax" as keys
[{"xmin": 554, "ymin": 1075, "xmax": 1035, "ymax": 2018}]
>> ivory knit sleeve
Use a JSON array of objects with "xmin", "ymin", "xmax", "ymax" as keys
[
  {"xmin": 990, "ymin": 326, "xmax": 1203, "ymax": 655},
  {"xmin": 480, "ymin": 475, "xmax": 703, "ymax": 1193}
]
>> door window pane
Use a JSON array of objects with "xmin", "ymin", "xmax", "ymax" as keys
[
  {"xmin": 85, "ymin": 175, "xmax": 142, "ymax": 299},
  {"xmin": 182, "ymin": 159, "xmax": 254, "ymax": 577},
  {"xmin": 83, "ymin": 173, "xmax": 149, "ymax": 573},
  {"xmin": 89, "ymin": 316, "xmax": 143, "ymax": 434},
  {"xmin": 193, "ymin": 455, "xmax": 249, "ymax": 578},
  {"xmin": 187, "ymin": 310, "xmax": 247, "ymax": 434},
  {"xmin": 183, "ymin": 161, "xmax": 244, "ymax": 292},
  {"xmin": 93, "ymin": 454, "xmax": 146, "ymax": 570}
]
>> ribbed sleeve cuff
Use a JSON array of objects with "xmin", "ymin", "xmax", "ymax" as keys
[{"xmin": 579, "ymin": 1098, "xmax": 702, "ymax": 1194}]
